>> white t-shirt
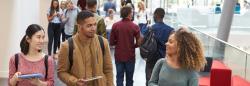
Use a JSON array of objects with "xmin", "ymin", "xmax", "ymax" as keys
[{"xmin": 137, "ymin": 9, "xmax": 149, "ymax": 24}]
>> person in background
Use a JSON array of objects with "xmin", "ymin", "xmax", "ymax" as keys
[
  {"xmin": 125, "ymin": 0, "xmax": 135, "ymax": 21},
  {"xmin": 144, "ymin": 8, "xmax": 174, "ymax": 86},
  {"xmin": 47, "ymin": 0, "xmax": 62, "ymax": 56},
  {"xmin": 61, "ymin": 0, "xmax": 81, "ymax": 39},
  {"xmin": 137, "ymin": 1, "xmax": 149, "ymax": 35},
  {"xmin": 58, "ymin": 10, "xmax": 114, "ymax": 86},
  {"xmin": 8, "ymin": 24, "xmax": 54, "ymax": 86},
  {"xmin": 77, "ymin": 0, "xmax": 86, "ymax": 10},
  {"xmin": 110, "ymin": 6, "xmax": 143, "ymax": 86},
  {"xmin": 104, "ymin": 9, "xmax": 117, "ymax": 42},
  {"xmin": 60, "ymin": 1, "xmax": 67, "ymax": 42},
  {"xmin": 104, "ymin": 0, "xmax": 116, "ymax": 16},
  {"xmin": 86, "ymin": 0, "xmax": 107, "ymax": 38},
  {"xmin": 148, "ymin": 28, "xmax": 206, "ymax": 86}
]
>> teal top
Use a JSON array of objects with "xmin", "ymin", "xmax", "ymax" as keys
[{"xmin": 148, "ymin": 58, "xmax": 198, "ymax": 86}]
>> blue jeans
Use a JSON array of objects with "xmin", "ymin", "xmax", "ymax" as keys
[
  {"xmin": 106, "ymin": 29, "xmax": 111, "ymax": 42},
  {"xmin": 115, "ymin": 61, "xmax": 135, "ymax": 86},
  {"xmin": 139, "ymin": 23, "xmax": 147, "ymax": 36}
]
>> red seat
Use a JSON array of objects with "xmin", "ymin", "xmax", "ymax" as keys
[
  {"xmin": 210, "ymin": 60, "xmax": 232, "ymax": 86},
  {"xmin": 199, "ymin": 60, "xmax": 232, "ymax": 86}
]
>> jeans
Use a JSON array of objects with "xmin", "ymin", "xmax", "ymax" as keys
[
  {"xmin": 145, "ymin": 61, "xmax": 157, "ymax": 86},
  {"xmin": 139, "ymin": 23, "xmax": 147, "ymax": 36},
  {"xmin": 116, "ymin": 60, "xmax": 135, "ymax": 86},
  {"xmin": 48, "ymin": 23, "xmax": 61, "ymax": 55},
  {"xmin": 106, "ymin": 29, "xmax": 111, "ymax": 42}
]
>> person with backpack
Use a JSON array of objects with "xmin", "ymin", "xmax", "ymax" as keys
[
  {"xmin": 110, "ymin": 6, "xmax": 143, "ymax": 86},
  {"xmin": 8, "ymin": 24, "xmax": 54, "ymax": 86},
  {"xmin": 57, "ymin": 10, "xmax": 114, "ymax": 86},
  {"xmin": 86, "ymin": 0, "xmax": 107, "ymax": 38},
  {"xmin": 141, "ymin": 8, "xmax": 174, "ymax": 86},
  {"xmin": 148, "ymin": 28, "xmax": 206, "ymax": 86},
  {"xmin": 61, "ymin": 0, "xmax": 81, "ymax": 39}
]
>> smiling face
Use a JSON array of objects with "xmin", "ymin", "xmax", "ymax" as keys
[
  {"xmin": 78, "ymin": 17, "xmax": 97, "ymax": 38},
  {"xmin": 166, "ymin": 33, "xmax": 178, "ymax": 56},
  {"xmin": 27, "ymin": 30, "xmax": 45, "ymax": 52}
]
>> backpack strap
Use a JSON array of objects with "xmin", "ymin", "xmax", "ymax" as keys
[
  {"xmin": 15, "ymin": 53, "xmax": 19, "ymax": 71},
  {"xmin": 15, "ymin": 53, "xmax": 49, "ymax": 80},
  {"xmin": 68, "ymin": 37, "xmax": 74, "ymax": 70},
  {"xmin": 98, "ymin": 36, "xmax": 105, "ymax": 56},
  {"xmin": 44, "ymin": 55, "xmax": 49, "ymax": 80},
  {"xmin": 68, "ymin": 36, "xmax": 105, "ymax": 70}
]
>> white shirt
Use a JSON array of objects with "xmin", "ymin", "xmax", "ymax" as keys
[
  {"xmin": 137, "ymin": 9, "xmax": 149, "ymax": 24},
  {"xmin": 104, "ymin": 16, "xmax": 117, "ymax": 30}
]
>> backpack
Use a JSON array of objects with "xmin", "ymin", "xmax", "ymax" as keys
[
  {"xmin": 140, "ymin": 26, "xmax": 160, "ymax": 61},
  {"xmin": 15, "ymin": 54, "xmax": 49, "ymax": 80},
  {"xmin": 68, "ymin": 36, "xmax": 105, "ymax": 70}
]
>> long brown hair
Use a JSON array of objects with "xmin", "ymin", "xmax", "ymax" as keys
[
  {"xmin": 50, "ymin": 0, "xmax": 59, "ymax": 16},
  {"xmin": 174, "ymin": 27, "xmax": 206, "ymax": 71}
]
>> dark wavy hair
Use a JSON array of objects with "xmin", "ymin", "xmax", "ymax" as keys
[
  {"xmin": 174, "ymin": 27, "xmax": 206, "ymax": 71},
  {"xmin": 20, "ymin": 24, "xmax": 44, "ymax": 55}
]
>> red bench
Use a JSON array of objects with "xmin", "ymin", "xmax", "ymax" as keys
[{"xmin": 199, "ymin": 60, "xmax": 232, "ymax": 86}]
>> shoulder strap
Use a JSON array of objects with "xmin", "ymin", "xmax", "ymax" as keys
[
  {"xmin": 68, "ymin": 37, "xmax": 74, "ymax": 70},
  {"xmin": 65, "ymin": 9, "xmax": 68, "ymax": 17},
  {"xmin": 98, "ymin": 36, "xmax": 105, "ymax": 56},
  {"xmin": 15, "ymin": 54, "xmax": 49, "ymax": 80},
  {"xmin": 15, "ymin": 54, "xmax": 19, "ymax": 71},
  {"xmin": 44, "ymin": 55, "xmax": 48, "ymax": 80}
]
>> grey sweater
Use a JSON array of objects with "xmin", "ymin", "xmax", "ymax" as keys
[{"xmin": 148, "ymin": 58, "xmax": 198, "ymax": 86}]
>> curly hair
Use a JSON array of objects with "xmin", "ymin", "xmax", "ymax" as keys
[{"xmin": 174, "ymin": 27, "xmax": 206, "ymax": 71}]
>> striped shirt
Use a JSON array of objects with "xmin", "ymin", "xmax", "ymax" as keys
[{"xmin": 8, "ymin": 53, "xmax": 54, "ymax": 86}]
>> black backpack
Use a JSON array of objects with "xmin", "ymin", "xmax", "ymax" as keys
[
  {"xmin": 67, "ymin": 36, "xmax": 105, "ymax": 70},
  {"xmin": 140, "ymin": 26, "xmax": 160, "ymax": 61},
  {"xmin": 14, "ymin": 54, "xmax": 49, "ymax": 80}
]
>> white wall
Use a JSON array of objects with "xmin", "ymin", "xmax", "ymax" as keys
[{"xmin": 0, "ymin": 0, "xmax": 49, "ymax": 78}]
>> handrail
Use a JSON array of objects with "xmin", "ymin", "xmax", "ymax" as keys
[{"xmin": 178, "ymin": 23, "xmax": 250, "ymax": 55}]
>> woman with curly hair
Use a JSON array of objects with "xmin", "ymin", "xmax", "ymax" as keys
[{"xmin": 148, "ymin": 27, "xmax": 206, "ymax": 86}]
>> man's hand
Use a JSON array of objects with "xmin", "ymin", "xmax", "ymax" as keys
[{"xmin": 76, "ymin": 79, "xmax": 87, "ymax": 86}]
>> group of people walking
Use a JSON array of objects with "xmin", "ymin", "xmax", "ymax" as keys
[{"xmin": 8, "ymin": 0, "xmax": 206, "ymax": 86}]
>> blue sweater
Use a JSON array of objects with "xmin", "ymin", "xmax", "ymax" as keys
[{"xmin": 149, "ymin": 58, "xmax": 198, "ymax": 86}]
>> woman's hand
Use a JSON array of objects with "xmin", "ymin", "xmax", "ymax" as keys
[
  {"xmin": 10, "ymin": 72, "xmax": 22, "ymax": 86},
  {"xmin": 13, "ymin": 72, "xmax": 22, "ymax": 82}
]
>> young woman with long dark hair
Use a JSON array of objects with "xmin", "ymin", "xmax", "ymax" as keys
[{"xmin": 8, "ymin": 24, "xmax": 54, "ymax": 86}]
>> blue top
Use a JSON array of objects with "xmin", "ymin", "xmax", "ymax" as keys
[
  {"xmin": 147, "ymin": 22, "xmax": 173, "ymax": 59},
  {"xmin": 148, "ymin": 58, "xmax": 198, "ymax": 86}
]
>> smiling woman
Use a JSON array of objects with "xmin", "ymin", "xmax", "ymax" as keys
[{"xmin": 8, "ymin": 24, "xmax": 55, "ymax": 86}]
